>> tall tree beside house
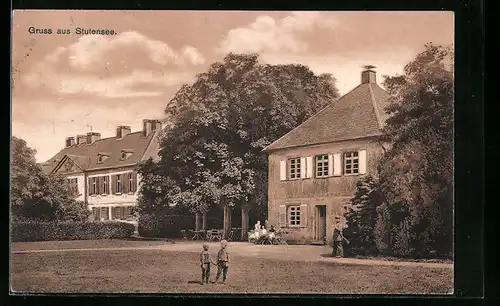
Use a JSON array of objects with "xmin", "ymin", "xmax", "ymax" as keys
[
  {"xmin": 11, "ymin": 136, "xmax": 89, "ymax": 222},
  {"xmin": 375, "ymin": 43, "xmax": 454, "ymax": 257},
  {"xmin": 344, "ymin": 175, "xmax": 382, "ymax": 255},
  {"xmin": 145, "ymin": 53, "xmax": 340, "ymax": 238},
  {"xmin": 136, "ymin": 158, "xmax": 181, "ymax": 237}
]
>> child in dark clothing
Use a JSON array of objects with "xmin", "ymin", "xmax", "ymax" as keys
[
  {"xmin": 212, "ymin": 239, "xmax": 230, "ymax": 284},
  {"xmin": 200, "ymin": 242, "xmax": 216, "ymax": 285}
]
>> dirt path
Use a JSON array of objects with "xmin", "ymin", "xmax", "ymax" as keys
[{"xmin": 11, "ymin": 241, "xmax": 453, "ymax": 269}]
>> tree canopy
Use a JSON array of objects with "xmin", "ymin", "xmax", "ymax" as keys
[
  {"xmin": 11, "ymin": 136, "xmax": 89, "ymax": 222},
  {"xmin": 345, "ymin": 43, "xmax": 454, "ymax": 258},
  {"xmin": 138, "ymin": 53, "xmax": 340, "ymax": 234}
]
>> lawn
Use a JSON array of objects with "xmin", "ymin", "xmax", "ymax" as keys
[{"xmin": 10, "ymin": 247, "xmax": 453, "ymax": 294}]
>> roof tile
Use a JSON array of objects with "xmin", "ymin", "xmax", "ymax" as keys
[{"xmin": 263, "ymin": 83, "xmax": 390, "ymax": 151}]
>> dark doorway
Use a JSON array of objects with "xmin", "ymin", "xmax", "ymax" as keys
[{"xmin": 316, "ymin": 205, "xmax": 327, "ymax": 241}]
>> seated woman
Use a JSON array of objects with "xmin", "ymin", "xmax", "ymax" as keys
[{"xmin": 268, "ymin": 225, "xmax": 276, "ymax": 241}]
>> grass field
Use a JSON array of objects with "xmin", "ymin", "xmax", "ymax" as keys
[{"xmin": 10, "ymin": 245, "xmax": 453, "ymax": 294}]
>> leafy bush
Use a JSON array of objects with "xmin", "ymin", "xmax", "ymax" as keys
[{"xmin": 11, "ymin": 220, "xmax": 135, "ymax": 242}]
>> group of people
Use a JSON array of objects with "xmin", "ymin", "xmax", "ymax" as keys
[
  {"xmin": 248, "ymin": 220, "xmax": 276, "ymax": 242},
  {"xmin": 199, "ymin": 240, "xmax": 230, "ymax": 285},
  {"xmin": 197, "ymin": 216, "xmax": 348, "ymax": 285}
]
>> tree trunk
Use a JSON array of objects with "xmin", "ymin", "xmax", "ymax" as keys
[
  {"xmin": 202, "ymin": 211, "xmax": 207, "ymax": 230},
  {"xmin": 223, "ymin": 204, "xmax": 232, "ymax": 239},
  {"xmin": 195, "ymin": 212, "xmax": 201, "ymax": 231},
  {"xmin": 241, "ymin": 207, "xmax": 249, "ymax": 241}
]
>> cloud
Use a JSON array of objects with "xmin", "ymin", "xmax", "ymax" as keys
[
  {"xmin": 218, "ymin": 12, "xmax": 338, "ymax": 54},
  {"xmin": 48, "ymin": 31, "xmax": 205, "ymax": 70},
  {"xmin": 22, "ymin": 31, "xmax": 203, "ymax": 98},
  {"xmin": 57, "ymin": 70, "xmax": 194, "ymax": 98}
]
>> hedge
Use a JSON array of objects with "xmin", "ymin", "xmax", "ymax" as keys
[{"xmin": 11, "ymin": 220, "xmax": 136, "ymax": 242}]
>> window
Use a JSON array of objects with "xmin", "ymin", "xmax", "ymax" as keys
[
  {"xmin": 112, "ymin": 206, "xmax": 133, "ymax": 220},
  {"xmin": 288, "ymin": 205, "xmax": 301, "ymax": 227},
  {"xmin": 91, "ymin": 177, "xmax": 97, "ymax": 195},
  {"xmin": 97, "ymin": 155, "xmax": 103, "ymax": 163},
  {"xmin": 121, "ymin": 152, "xmax": 127, "ymax": 160},
  {"xmin": 100, "ymin": 207, "xmax": 109, "ymax": 220},
  {"xmin": 315, "ymin": 154, "xmax": 329, "ymax": 178},
  {"xmin": 102, "ymin": 176, "xmax": 109, "ymax": 195},
  {"xmin": 344, "ymin": 152, "xmax": 359, "ymax": 175},
  {"xmin": 123, "ymin": 206, "xmax": 132, "ymax": 220},
  {"xmin": 289, "ymin": 158, "xmax": 301, "ymax": 179},
  {"xmin": 67, "ymin": 178, "xmax": 78, "ymax": 195},
  {"xmin": 116, "ymin": 175, "xmax": 122, "ymax": 193},
  {"xmin": 92, "ymin": 207, "xmax": 101, "ymax": 220}
]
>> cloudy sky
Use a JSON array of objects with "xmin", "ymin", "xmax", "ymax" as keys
[{"xmin": 12, "ymin": 10, "xmax": 454, "ymax": 162}]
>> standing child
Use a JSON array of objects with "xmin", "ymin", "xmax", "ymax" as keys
[
  {"xmin": 200, "ymin": 242, "xmax": 215, "ymax": 285},
  {"xmin": 213, "ymin": 239, "xmax": 230, "ymax": 284}
]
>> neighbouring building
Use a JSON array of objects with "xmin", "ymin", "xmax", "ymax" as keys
[
  {"xmin": 42, "ymin": 119, "xmax": 162, "ymax": 224},
  {"xmin": 262, "ymin": 68, "xmax": 391, "ymax": 244}
]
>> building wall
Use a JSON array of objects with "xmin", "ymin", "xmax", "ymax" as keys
[
  {"xmin": 267, "ymin": 136, "xmax": 385, "ymax": 244},
  {"xmin": 85, "ymin": 166, "xmax": 141, "ymax": 222}
]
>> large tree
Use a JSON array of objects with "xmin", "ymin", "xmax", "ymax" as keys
[
  {"xmin": 145, "ymin": 53, "xmax": 340, "ymax": 238},
  {"xmin": 376, "ymin": 43, "xmax": 454, "ymax": 257},
  {"xmin": 11, "ymin": 136, "xmax": 89, "ymax": 222}
]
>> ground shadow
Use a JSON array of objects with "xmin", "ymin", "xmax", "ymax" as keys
[
  {"xmin": 320, "ymin": 253, "xmax": 334, "ymax": 258},
  {"xmin": 123, "ymin": 237, "xmax": 176, "ymax": 243},
  {"xmin": 187, "ymin": 280, "xmax": 203, "ymax": 285}
]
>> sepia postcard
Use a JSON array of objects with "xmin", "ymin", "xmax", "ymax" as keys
[{"xmin": 11, "ymin": 10, "xmax": 455, "ymax": 295}]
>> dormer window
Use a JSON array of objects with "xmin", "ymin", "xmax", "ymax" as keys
[
  {"xmin": 97, "ymin": 152, "xmax": 111, "ymax": 164},
  {"xmin": 120, "ymin": 149, "xmax": 134, "ymax": 160}
]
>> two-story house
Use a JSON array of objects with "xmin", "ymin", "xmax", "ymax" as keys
[
  {"xmin": 42, "ymin": 119, "xmax": 162, "ymax": 224},
  {"xmin": 262, "ymin": 68, "xmax": 390, "ymax": 244}
]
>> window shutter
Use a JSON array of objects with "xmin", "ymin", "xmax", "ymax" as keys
[
  {"xmin": 88, "ymin": 177, "xmax": 92, "ymax": 195},
  {"xmin": 111, "ymin": 175, "xmax": 116, "ymax": 194},
  {"xmin": 328, "ymin": 154, "xmax": 334, "ymax": 176},
  {"xmin": 300, "ymin": 157, "xmax": 307, "ymax": 179},
  {"xmin": 278, "ymin": 205, "xmax": 286, "ymax": 227},
  {"xmin": 279, "ymin": 160, "xmax": 287, "ymax": 181},
  {"xmin": 123, "ymin": 173, "xmax": 130, "ymax": 193},
  {"xmin": 98, "ymin": 176, "xmax": 103, "ymax": 194},
  {"xmin": 132, "ymin": 172, "xmax": 138, "ymax": 193},
  {"xmin": 306, "ymin": 156, "xmax": 313, "ymax": 178},
  {"xmin": 358, "ymin": 149, "xmax": 367, "ymax": 174},
  {"xmin": 333, "ymin": 153, "xmax": 342, "ymax": 176},
  {"xmin": 300, "ymin": 204, "xmax": 308, "ymax": 228}
]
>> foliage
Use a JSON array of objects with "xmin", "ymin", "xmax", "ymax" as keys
[
  {"xmin": 345, "ymin": 43, "xmax": 454, "ymax": 258},
  {"xmin": 11, "ymin": 136, "xmax": 90, "ymax": 222},
  {"xmin": 11, "ymin": 220, "xmax": 135, "ymax": 242},
  {"xmin": 150, "ymin": 53, "xmax": 339, "ymax": 226},
  {"xmin": 344, "ymin": 175, "xmax": 382, "ymax": 255},
  {"xmin": 136, "ymin": 158, "xmax": 181, "ymax": 237}
]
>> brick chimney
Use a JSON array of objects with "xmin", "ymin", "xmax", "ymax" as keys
[
  {"xmin": 65, "ymin": 137, "xmax": 75, "ymax": 147},
  {"xmin": 142, "ymin": 119, "xmax": 162, "ymax": 137},
  {"xmin": 86, "ymin": 132, "xmax": 101, "ymax": 144},
  {"xmin": 76, "ymin": 135, "xmax": 87, "ymax": 145},
  {"xmin": 116, "ymin": 125, "xmax": 131, "ymax": 138},
  {"xmin": 361, "ymin": 65, "xmax": 377, "ymax": 84}
]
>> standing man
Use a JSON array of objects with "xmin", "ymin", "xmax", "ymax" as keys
[{"xmin": 332, "ymin": 216, "xmax": 345, "ymax": 258}]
